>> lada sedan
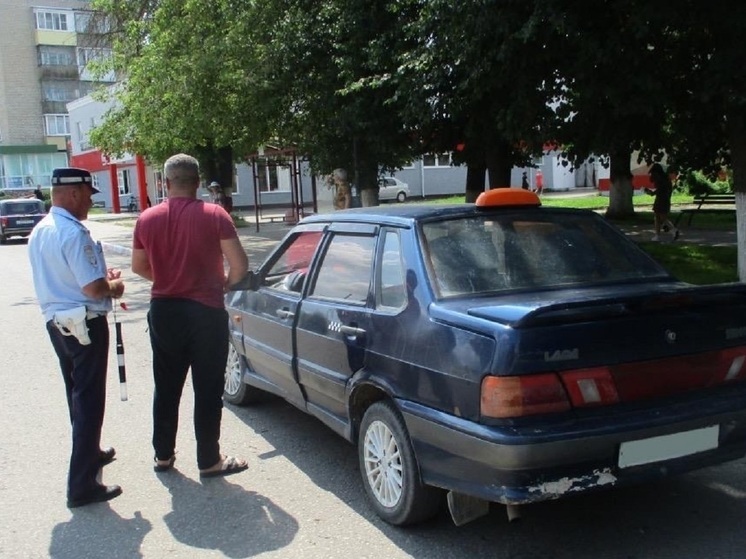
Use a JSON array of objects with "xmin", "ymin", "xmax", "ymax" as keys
[
  {"xmin": 0, "ymin": 198, "xmax": 45, "ymax": 243},
  {"xmin": 224, "ymin": 189, "xmax": 746, "ymax": 526}
]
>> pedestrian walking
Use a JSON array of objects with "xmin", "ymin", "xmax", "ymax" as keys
[
  {"xmin": 535, "ymin": 170, "xmax": 544, "ymax": 195},
  {"xmin": 521, "ymin": 172, "xmax": 529, "ymax": 190},
  {"xmin": 28, "ymin": 167, "xmax": 125, "ymax": 508},
  {"xmin": 645, "ymin": 163, "xmax": 680, "ymax": 241},
  {"xmin": 131, "ymin": 153, "xmax": 250, "ymax": 477}
]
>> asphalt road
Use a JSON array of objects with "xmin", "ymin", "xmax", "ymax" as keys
[{"xmin": 1, "ymin": 219, "xmax": 745, "ymax": 559}]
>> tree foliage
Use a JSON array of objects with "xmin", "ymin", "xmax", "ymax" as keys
[{"xmin": 89, "ymin": 0, "xmax": 745, "ymax": 222}]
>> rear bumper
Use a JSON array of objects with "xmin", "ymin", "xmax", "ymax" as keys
[
  {"xmin": 1, "ymin": 223, "xmax": 38, "ymax": 237},
  {"xmin": 399, "ymin": 393, "xmax": 746, "ymax": 504}
]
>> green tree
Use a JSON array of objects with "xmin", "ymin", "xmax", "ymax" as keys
[
  {"xmin": 90, "ymin": 0, "xmax": 268, "ymax": 188},
  {"xmin": 393, "ymin": 0, "xmax": 561, "ymax": 201},
  {"xmin": 244, "ymin": 0, "xmax": 420, "ymax": 205}
]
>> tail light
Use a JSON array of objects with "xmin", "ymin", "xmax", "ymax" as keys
[
  {"xmin": 0, "ymin": 217, "xmax": 7, "ymax": 227},
  {"xmin": 481, "ymin": 346, "xmax": 746, "ymax": 419},
  {"xmin": 481, "ymin": 374, "xmax": 570, "ymax": 418}
]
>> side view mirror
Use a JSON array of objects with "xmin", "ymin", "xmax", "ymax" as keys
[{"xmin": 227, "ymin": 270, "xmax": 259, "ymax": 291}]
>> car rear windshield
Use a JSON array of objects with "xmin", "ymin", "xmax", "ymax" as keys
[
  {"xmin": 0, "ymin": 201, "xmax": 44, "ymax": 216},
  {"xmin": 421, "ymin": 211, "xmax": 669, "ymax": 297}
]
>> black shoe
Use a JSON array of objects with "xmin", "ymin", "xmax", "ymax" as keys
[
  {"xmin": 99, "ymin": 447, "xmax": 116, "ymax": 466},
  {"xmin": 67, "ymin": 484, "xmax": 122, "ymax": 508}
]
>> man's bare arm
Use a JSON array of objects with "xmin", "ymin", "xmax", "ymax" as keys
[
  {"xmin": 221, "ymin": 237, "xmax": 249, "ymax": 287},
  {"xmin": 131, "ymin": 248, "xmax": 154, "ymax": 281}
]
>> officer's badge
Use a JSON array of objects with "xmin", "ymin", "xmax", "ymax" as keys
[{"xmin": 84, "ymin": 245, "xmax": 98, "ymax": 267}]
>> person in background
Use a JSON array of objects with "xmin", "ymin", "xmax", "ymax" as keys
[
  {"xmin": 208, "ymin": 181, "xmax": 224, "ymax": 206},
  {"xmin": 521, "ymin": 172, "xmax": 529, "ymax": 190},
  {"xmin": 34, "ymin": 185, "xmax": 45, "ymax": 201},
  {"xmin": 645, "ymin": 163, "xmax": 680, "ymax": 242},
  {"xmin": 132, "ymin": 153, "xmax": 250, "ymax": 478},
  {"xmin": 332, "ymin": 168, "xmax": 351, "ymax": 210},
  {"xmin": 535, "ymin": 170, "xmax": 544, "ymax": 195},
  {"xmin": 28, "ymin": 167, "xmax": 124, "ymax": 508}
]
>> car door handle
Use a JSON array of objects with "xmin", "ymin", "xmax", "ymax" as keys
[
  {"xmin": 340, "ymin": 325, "xmax": 366, "ymax": 337},
  {"xmin": 276, "ymin": 309, "xmax": 295, "ymax": 319}
]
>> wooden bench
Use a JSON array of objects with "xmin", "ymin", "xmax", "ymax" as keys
[{"xmin": 674, "ymin": 193, "xmax": 736, "ymax": 227}]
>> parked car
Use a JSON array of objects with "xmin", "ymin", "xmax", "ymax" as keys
[
  {"xmin": 0, "ymin": 198, "xmax": 45, "ymax": 243},
  {"xmin": 224, "ymin": 188, "xmax": 746, "ymax": 527},
  {"xmin": 378, "ymin": 176, "xmax": 409, "ymax": 202}
]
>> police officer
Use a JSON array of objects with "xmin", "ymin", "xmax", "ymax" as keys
[{"xmin": 28, "ymin": 167, "xmax": 125, "ymax": 508}]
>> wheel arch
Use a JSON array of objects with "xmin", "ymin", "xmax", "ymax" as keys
[{"xmin": 348, "ymin": 377, "xmax": 393, "ymax": 444}]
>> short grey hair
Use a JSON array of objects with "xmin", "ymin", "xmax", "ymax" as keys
[
  {"xmin": 332, "ymin": 168, "xmax": 347, "ymax": 182},
  {"xmin": 164, "ymin": 153, "xmax": 200, "ymax": 187}
]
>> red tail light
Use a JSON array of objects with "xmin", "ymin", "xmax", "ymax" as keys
[
  {"xmin": 481, "ymin": 374, "xmax": 570, "ymax": 418},
  {"xmin": 481, "ymin": 346, "xmax": 746, "ymax": 419}
]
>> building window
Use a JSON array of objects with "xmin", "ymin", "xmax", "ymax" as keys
[
  {"xmin": 44, "ymin": 114, "xmax": 70, "ymax": 136},
  {"xmin": 42, "ymin": 81, "xmax": 79, "ymax": 102},
  {"xmin": 256, "ymin": 160, "xmax": 291, "ymax": 192},
  {"xmin": 77, "ymin": 47, "xmax": 113, "ymax": 67},
  {"xmin": 422, "ymin": 153, "xmax": 452, "ymax": 167},
  {"xmin": 75, "ymin": 11, "xmax": 110, "ymax": 34},
  {"xmin": 39, "ymin": 47, "xmax": 74, "ymax": 66},
  {"xmin": 117, "ymin": 169, "xmax": 131, "ymax": 195},
  {"xmin": 34, "ymin": 10, "xmax": 70, "ymax": 31}
]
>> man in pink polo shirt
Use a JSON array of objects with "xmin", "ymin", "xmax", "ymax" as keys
[{"xmin": 132, "ymin": 153, "xmax": 249, "ymax": 478}]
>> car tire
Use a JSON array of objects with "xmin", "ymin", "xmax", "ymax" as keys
[
  {"xmin": 358, "ymin": 400, "xmax": 442, "ymax": 525},
  {"xmin": 396, "ymin": 191, "xmax": 407, "ymax": 203},
  {"xmin": 223, "ymin": 340, "xmax": 265, "ymax": 405}
]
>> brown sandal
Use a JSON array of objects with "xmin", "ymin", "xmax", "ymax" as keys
[
  {"xmin": 199, "ymin": 455, "xmax": 248, "ymax": 478},
  {"xmin": 153, "ymin": 455, "xmax": 176, "ymax": 472}
]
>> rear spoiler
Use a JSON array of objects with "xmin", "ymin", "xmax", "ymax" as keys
[{"xmin": 468, "ymin": 283, "xmax": 746, "ymax": 328}]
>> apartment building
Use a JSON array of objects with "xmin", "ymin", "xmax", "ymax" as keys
[{"xmin": 0, "ymin": 0, "xmax": 112, "ymax": 192}]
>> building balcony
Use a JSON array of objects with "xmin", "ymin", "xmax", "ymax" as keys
[
  {"xmin": 39, "ymin": 65, "xmax": 80, "ymax": 80},
  {"xmin": 42, "ymin": 100, "xmax": 70, "ymax": 114}
]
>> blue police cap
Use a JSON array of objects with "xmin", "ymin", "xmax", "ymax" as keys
[{"xmin": 51, "ymin": 167, "xmax": 100, "ymax": 193}]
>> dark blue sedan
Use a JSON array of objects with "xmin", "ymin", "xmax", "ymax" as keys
[{"xmin": 224, "ymin": 189, "xmax": 746, "ymax": 526}]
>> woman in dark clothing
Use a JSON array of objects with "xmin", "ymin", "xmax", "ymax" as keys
[{"xmin": 645, "ymin": 163, "xmax": 680, "ymax": 241}]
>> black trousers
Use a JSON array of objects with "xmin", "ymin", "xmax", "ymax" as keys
[
  {"xmin": 147, "ymin": 298, "xmax": 228, "ymax": 470},
  {"xmin": 47, "ymin": 316, "xmax": 109, "ymax": 500}
]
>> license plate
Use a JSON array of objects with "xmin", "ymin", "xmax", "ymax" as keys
[
  {"xmin": 16, "ymin": 219, "xmax": 33, "ymax": 225},
  {"xmin": 618, "ymin": 425, "xmax": 719, "ymax": 468}
]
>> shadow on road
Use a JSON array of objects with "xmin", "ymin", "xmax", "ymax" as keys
[
  {"xmin": 50, "ymin": 508, "xmax": 152, "ymax": 559},
  {"xmin": 228, "ymin": 397, "xmax": 746, "ymax": 558},
  {"xmin": 154, "ymin": 470, "xmax": 298, "ymax": 558}
]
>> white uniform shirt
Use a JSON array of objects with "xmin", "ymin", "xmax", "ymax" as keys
[{"xmin": 28, "ymin": 207, "xmax": 111, "ymax": 322}]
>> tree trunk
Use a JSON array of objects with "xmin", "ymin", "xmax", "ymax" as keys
[
  {"xmin": 486, "ymin": 141, "xmax": 513, "ymax": 189},
  {"xmin": 605, "ymin": 148, "xmax": 635, "ymax": 219},
  {"xmin": 356, "ymin": 155, "xmax": 380, "ymax": 207},
  {"xmin": 197, "ymin": 144, "xmax": 233, "ymax": 190},
  {"xmin": 726, "ymin": 105, "xmax": 746, "ymax": 281},
  {"xmin": 465, "ymin": 163, "xmax": 486, "ymax": 203}
]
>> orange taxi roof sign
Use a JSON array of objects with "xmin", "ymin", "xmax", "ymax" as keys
[{"xmin": 475, "ymin": 188, "xmax": 541, "ymax": 208}]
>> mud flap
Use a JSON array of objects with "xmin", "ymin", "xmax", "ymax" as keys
[{"xmin": 446, "ymin": 491, "xmax": 490, "ymax": 526}]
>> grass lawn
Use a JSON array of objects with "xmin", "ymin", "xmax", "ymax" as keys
[{"xmin": 637, "ymin": 242, "xmax": 738, "ymax": 284}]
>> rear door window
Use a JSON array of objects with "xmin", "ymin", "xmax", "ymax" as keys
[{"xmin": 310, "ymin": 234, "xmax": 377, "ymax": 304}]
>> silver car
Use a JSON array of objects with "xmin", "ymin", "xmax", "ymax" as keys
[{"xmin": 377, "ymin": 177, "xmax": 409, "ymax": 202}]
